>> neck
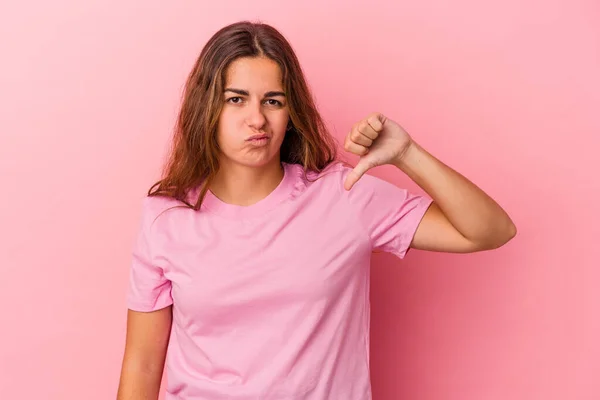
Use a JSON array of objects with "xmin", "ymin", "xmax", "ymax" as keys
[{"xmin": 210, "ymin": 158, "xmax": 284, "ymax": 206}]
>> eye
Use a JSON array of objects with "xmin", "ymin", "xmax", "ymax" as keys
[
  {"xmin": 264, "ymin": 99, "xmax": 283, "ymax": 106},
  {"xmin": 227, "ymin": 97, "xmax": 243, "ymax": 104}
]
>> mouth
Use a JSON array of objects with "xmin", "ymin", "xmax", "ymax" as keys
[
  {"xmin": 245, "ymin": 133, "xmax": 271, "ymax": 146},
  {"xmin": 246, "ymin": 133, "xmax": 270, "ymax": 141}
]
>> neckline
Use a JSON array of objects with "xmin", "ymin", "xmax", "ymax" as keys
[{"xmin": 202, "ymin": 162, "xmax": 299, "ymax": 219}]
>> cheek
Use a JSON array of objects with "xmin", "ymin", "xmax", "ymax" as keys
[
  {"xmin": 269, "ymin": 112, "xmax": 290, "ymax": 133},
  {"xmin": 217, "ymin": 111, "xmax": 240, "ymax": 147}
]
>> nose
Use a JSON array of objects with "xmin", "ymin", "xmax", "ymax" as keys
[{"xmin": 246, "ymin": 101, "xmax": 266, "ymax": 131}]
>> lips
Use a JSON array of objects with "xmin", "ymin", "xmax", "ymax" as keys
[{"xmin": 246, "ymin": 133, "xmax": 270, "ymax": 141}]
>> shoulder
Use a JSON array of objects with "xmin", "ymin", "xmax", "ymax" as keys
[
  {"xmin": 138, "ymin": 194, "xmax": 190, "ymax": 230},
  {"xmin": 301, "ymin": 161, "xmax": 350, "ymax": 191},
  {"xmin": 302, "ymin": 161, "xmax": 397, "ymax": 196},
  {"xmin": 288, "ymin": 161, "xmax": 403, "ymax": 213},
  {"xmin": 281, "ymin": 161, "xmax": 345, "ymax": 200}
]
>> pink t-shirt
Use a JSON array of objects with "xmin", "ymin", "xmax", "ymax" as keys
[{"xmin": 127, "ymin": 162, "xmax": 432, "ymax": 399}]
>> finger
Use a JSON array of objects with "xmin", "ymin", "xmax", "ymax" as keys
[
  {"xmin": 349, "ymin": 129, "xmax": 373, "ymax": 147},
  {"xmin": 367, "ymin": 113, "xmax": 385, "ymax": 132},
  {"xmin": 357, "ymin": 120, "xmax": 379, "ymax": 140},
  {"xmin": 344, "ymin": 159, "xmax": 372, "ymax": 191},
  {"xmin": 344, "ymin": 138, "xmax": 369, "ymax": 156}
]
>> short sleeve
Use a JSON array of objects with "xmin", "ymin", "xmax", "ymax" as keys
[
  {"xmin": 341, "ymin": 167, "xmax": 433, "ymax": 259},
  {"xmin": 126, "ymin": 197, "xmax": 173, "ymax": 312}
]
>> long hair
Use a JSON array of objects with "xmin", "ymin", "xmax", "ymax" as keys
[{"xmin": 148, "ymin": 21, "xmax": 338, "ymax": 209}]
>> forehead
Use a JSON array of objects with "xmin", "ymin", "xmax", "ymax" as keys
[{"xmin": 224, "ymin": 57, "xmax": 283, "ymax": 90}]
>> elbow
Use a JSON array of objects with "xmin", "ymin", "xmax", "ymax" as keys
[
  {"xmin": 472, "ymin": 219, "xmax": 517, "ymax": 251},
  {"xmin": 503, "ymin": 216, "xmax": 517, "ymax": 243},
  {"xmin": 507, "ymin": 220, "xmax": 517, "ymax": 241},
  {"xmin": 488, "ymin": 220, "xmax": 517, "ymax": 250}
]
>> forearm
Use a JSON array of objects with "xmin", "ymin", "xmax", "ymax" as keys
[
  {"xmin": 117, "ymin": 360, "xmax": 164, "ymax": 399},
  {"xmin": 394, "ymin": 141, "xmax": 516, "ymax": 247}
]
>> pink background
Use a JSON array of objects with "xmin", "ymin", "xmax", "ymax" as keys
[{"xmin": 1, "ymin": 1, "xmax": 599, "ymax": 399}]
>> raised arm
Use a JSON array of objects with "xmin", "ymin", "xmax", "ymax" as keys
[
  {"xmin": 343, "ymin": 112, "xmax": 516, "ymax": 253},
  {"xmin": 396, "ymin": 141, "xmax": 515, "ymax": 252}
]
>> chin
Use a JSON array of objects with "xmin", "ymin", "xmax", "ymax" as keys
[{"xmin": 225, "ymin": 152, "xmax": 281, "ymax": 169}]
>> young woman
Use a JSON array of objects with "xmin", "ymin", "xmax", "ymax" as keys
[{"xmin": 117, "ymin": 21, "xmax": 516, "ymax": 400}]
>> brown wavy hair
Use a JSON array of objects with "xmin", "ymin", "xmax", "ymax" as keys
[{"xmin": 148, "ymin": 21, "xmax": 338, "ymax": 209}]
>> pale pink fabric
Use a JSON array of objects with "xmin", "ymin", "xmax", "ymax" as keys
[{"xmin": 127, "ymin": 162, "xmax": 432, "ymax": 399}]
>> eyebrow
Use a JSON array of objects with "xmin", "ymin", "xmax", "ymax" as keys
[{"xmin": 224, "ymin": 88, "xmax": 286, "ymax": 97}]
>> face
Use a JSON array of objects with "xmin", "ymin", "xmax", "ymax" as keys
[{"xmin": 216, "ymin": 56, "xmax": 290, "ymax": 168}]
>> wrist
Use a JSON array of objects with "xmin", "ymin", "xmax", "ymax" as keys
[{"xmin": 393, "ymin": 140, "xmax": 421, "ymax": 171}]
